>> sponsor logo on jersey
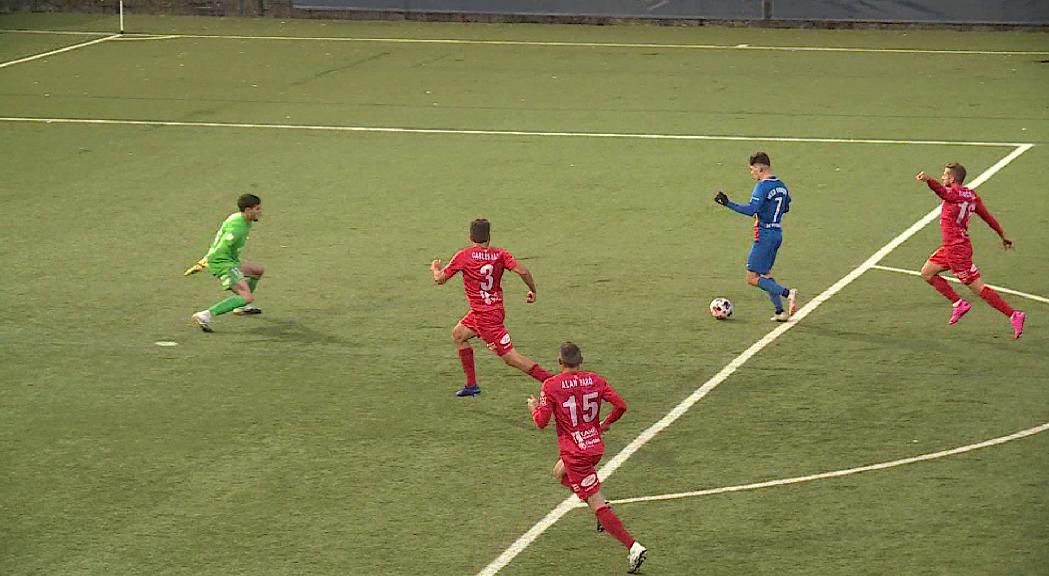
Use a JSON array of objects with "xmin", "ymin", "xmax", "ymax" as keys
[{"xmin": 471, "ymin": 251, "xmax": 499, "ymax": 261}]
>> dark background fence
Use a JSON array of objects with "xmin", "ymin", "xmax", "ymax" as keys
[
  {"xmin": 290, "ymin": 0, "xmax": 1049, "ymax": 25},
  {"xmin": 4, "ymin": 0, "xmax": 1048, "ymax": 25}
]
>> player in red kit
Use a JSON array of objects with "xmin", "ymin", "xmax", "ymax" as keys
[
  {"xmin": 916, "ymin": 163, "xmax": 1025, "ymax": 338},
  {"xmin": 527, "ymin": 342, "xmax": 648, "ymax": 573},
  {"xmin": 431, "ymin": 219, "xmax": 554, "ymax": 397}
]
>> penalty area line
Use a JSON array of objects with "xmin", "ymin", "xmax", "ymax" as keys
[
  {"xmin": 0, "ymin": 34, "xmax": 120, "ymax": 69},
  {"xmin": 0, "ymin": 116, "xmax": 1027, "ymax": 148},
  {"xmin": 606, "ymin": 422, "xmax": 1049, "ymax": 507},
  {"xmin": 475, "ymin": 143, "xmax": 1033, "ymax": 576},
  {"xmin": 871, "ymin": 264, "xmax": 1049, "ymax": 305}
]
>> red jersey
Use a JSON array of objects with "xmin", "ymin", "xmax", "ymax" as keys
[
  {"xmin": 442, "ymin": 246, "xmax": 517, "ymax": 314},
  {"xmin": 926, "ymin": 179, "xmax": 1004, "ymax": 247},
  {"xmin": 532, "ymin": 371, "xmax": 628, "ymax": 458}
]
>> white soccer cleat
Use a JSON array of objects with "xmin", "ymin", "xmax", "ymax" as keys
[
  {"xmin": 233, "ymin": 304, "xmax": 262, "ymax": 315},
  {"xmin": 192, "ymin": 310, "xmax": 213, "ymax": 332},
  {"xmin": 627, "ymin": 541, "xmax": 647, "ymax": 574},
  {"xmin": 771, "ymin": 311, "xmax": 790, "ymax": 322},
  {"xmin": 787, "ymin": 288, "xmax": 799, "ymax": 317}
]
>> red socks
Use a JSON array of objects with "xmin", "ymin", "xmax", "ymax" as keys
[
  {"xmin": 595, "ymin": 506, "xmax": 635, "ymax": 549},
  {"xmin": 527, "ymin": 364, "xmax": 553, "ymax": 382},
  {"xmin": 980, "ymin": 286, "xmax": 1015, "ymax": 317},
  {"xmin": 458, "ymin": 347, "xmax": 477, "ymax": 386},
  {"xmin": 927, "ymin": 275, "xmax": 961, "ymax": 303}
]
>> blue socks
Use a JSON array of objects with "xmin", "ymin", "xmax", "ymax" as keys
[{"xmin": 758, "ymin": 277, "xmax": 789, "ymax": 312}]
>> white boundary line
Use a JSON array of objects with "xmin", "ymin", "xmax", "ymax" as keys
[
  {"xmin": 2, "ymin": 29, "xmax": 1048, "ymax": 56},
  {"xmin": 0, "ymin": 116, "xmax": 1027, "ymax": 148},
  {"xmin": 0, "ymin": 34, "xmax": 120, "ymax": 70},
  {"xmin": 0, "ymin": 29, "xmax": 109, "ymax": 36},
  {"xmin": 476, "ymin": 143, "xmax": 1034, "ymax": 576},
  {"xmin": 605, "ymin": 422, "xmax": 1049, "ymax": 507},
  {"xmin": 872, "ymin": 264, "xmax": 1049, "ymax": 305}
]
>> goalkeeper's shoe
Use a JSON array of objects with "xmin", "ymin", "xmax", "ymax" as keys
[
  {"xmin": 233, "ymin": 305, "xmax": 262, "ymax": 315},
  {"xmin": 192, "ymin": 310, "xmax": 213, "ymax": 333},
  {"xmin": 183, "ymin": 258, "xmax": 208, "ymax": 277}
]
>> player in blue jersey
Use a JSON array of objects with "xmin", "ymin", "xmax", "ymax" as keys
[{"xmin": 715, "ymin": 152, "xmax": 799, "ymax": 322}]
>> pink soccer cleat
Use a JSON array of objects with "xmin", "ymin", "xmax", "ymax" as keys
[
  {"xmin": 1010, "ymin": 311, "xmax": 1026, "ymax": 339},
  {"xmin": 949, "ymin": 299, "xmax": 972, "ymax": 325}
]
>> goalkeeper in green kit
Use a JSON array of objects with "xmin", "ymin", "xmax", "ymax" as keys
[{"xmin": 186, "ymin": 194, "xmax": 265, "ymax": 332}]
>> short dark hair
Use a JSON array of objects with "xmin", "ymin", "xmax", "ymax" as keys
[
  {"xmin": 237, "ymin": 194, "xmax": 261, "ymax": 211},
  {"xmin": 946, "ymin": 163, "xmax": 967, "ymax": 184},
  {"xmin": 559, "ymin": 342, "xmax": 583, "ymax": 368},
  {"xmin": 749, "ymin": 152, "xmax": 771, "ymax": 167},
  {"xmin": 470, "ymin": 219, "xmax": 491, "ymax": 243}
]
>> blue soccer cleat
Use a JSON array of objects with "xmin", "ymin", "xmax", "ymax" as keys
[{"xmin": 455, "ymin": 385, "xmax": 481, "ymax": 397}]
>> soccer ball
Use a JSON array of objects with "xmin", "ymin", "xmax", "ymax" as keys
[{"xmin": 709, "ymin": 297, "xmax": 733, "ymax": 320}]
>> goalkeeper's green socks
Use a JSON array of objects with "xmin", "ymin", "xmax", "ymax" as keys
[
  {"xmin": 208, "ymin": 295, "xmax": 247, "ymax": 317},
  {"xmin": 246, "ymin": 276, "xmax": 259, "ymax": 293}
]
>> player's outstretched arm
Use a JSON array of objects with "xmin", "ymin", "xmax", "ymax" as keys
[
  {"xmin": 973, "ymin": 198, "xmax": 1012, "ymax": 249},
  {"xmin": 513, "ymin": 264, "xmax": 538, "ymax": 303},
  {"xmin": 720, "ymin": 189, "xmax": 763, "ymax": 216},
  {"xmin": 183, "ymin": 257, "xmax": 208, "ymax": 277},
  {"xmin": 916, "ymin": 171, "xmax": 963, "ymax": 201}
]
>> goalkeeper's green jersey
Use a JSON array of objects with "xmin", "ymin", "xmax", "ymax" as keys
[{"xmin": 206, "ymin": 212, "xmax": 252, "ymax": 270}]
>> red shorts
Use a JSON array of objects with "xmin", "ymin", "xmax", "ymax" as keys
[
  {"xmin": 562, "ymin": 452, "xmax": 603, "ymax": 501},
  {"xmin": 460, "ymin": 309, "xmax": 513, "ymax": 357},
  {"xmin": 929, "ymin": 244, "xmax": 981, "ymax": 285}
]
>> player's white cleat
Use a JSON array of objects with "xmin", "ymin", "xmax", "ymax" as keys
[
  {"xmin": 787, "ymin": 288, "xmax": 799, "ymax": 317},
  {"xmin": 233, "ymin": 305, "xmax": 262, "ymax": 315},
  {"xmin": 771, "ymin": 311, "xmax": 790, "ymax": 322},
  {"xmin": 192, "ymin": 310, "xmax": 213, "ymax": 332},
  {"xmin": 627, "ymin": 541, "xmax": 647, "ymax": 574}
]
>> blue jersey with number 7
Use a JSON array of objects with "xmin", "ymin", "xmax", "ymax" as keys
[{"xmin": 726, "ymin": 177, "xmax": 791, "ymax": 228}]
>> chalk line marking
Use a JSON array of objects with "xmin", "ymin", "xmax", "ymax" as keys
[
  {"xmin": 872, "ymin": 264, "xmax": 1049, "ymax": 305},
  {"xmin": 0, "ymin": 34, "xmax": 120, "ymax": 70},
  {"xmin": 2, "ymin": 29, "xmax": 1047, "ymax": 56},
  {"xmin": 0, "ymin": 116, "xmax": 1027, "ymax": 148},
  {"xmin": 603, "ymin": 422, "xmax": 1049, "ymax": 507},
  {"xmin": 0, "ymin": 29, "xmax": 109, "ymax": 36},
  {"xmin": 476, "ymin": 143, "xmax": 1034, "ymax": 576},
  {"xmin": 111, "ymin": 34, "xmax": 181, "ymax": 42}
]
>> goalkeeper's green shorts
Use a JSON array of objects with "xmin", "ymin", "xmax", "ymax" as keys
[{"xmin": 211, "ymin": 264, "xmax": 244, "ymax": 291}]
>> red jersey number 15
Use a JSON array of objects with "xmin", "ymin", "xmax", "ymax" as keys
[{"xmin": 563, "ymin": 392, "xmax": 599, "ymax": 427}]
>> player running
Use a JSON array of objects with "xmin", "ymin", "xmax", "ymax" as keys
[
  {"xmin": 527, "ymin": 342, "xmax": 648, "ymax": 574},
  {"xmin": 189, "ymin": 194, "xmax": 265, "ymax": 332},
  {"xmin": 916, "ymin": 164, "xmax": 1025, "ymax": 338},
  {"xmin": 431, "ymin": 218, "xmax": 553, "ymax": 397},
  {"xmin": 715, "ymin": 152, "xmax": 799, "ymax": 321}
]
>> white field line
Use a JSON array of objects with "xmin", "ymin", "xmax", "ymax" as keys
[
  {"xmin": 476, "ymin": 143, "xmax": 1034, "ymax": 576},
  {"xmin": 0, "ymin": 34, "xmax": 120, "ymax": 69},
  {"xmin": 605, "ymin": 422, "xmax": 1049, "ymax": 507},
  {"xmin": 0, "ymin": 116, "xmax": 1027, "ymax": 148},
  {"xmin": 871, "ymin": 264, "xmax": 1049, "ymax": 305},
  {"xmin": 2, "ymin": 29, "xmax": 1047, "ymax": 56},
  {"xmin": 0, "ymin": 29, "xmax": 110, "ymax": 36},
  {"xmin": 111, "ymin": 34, "xmax": 181, "ymax": 42}
]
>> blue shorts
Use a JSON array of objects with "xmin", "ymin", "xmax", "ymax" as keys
[{"xmin": 747, "ymin": 230, "xmax": 783, "ymax": 275}]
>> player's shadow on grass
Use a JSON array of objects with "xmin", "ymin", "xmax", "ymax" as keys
[{"xmin": 247, "ymin": 318, "xmax": 349, "ymax": 346}]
